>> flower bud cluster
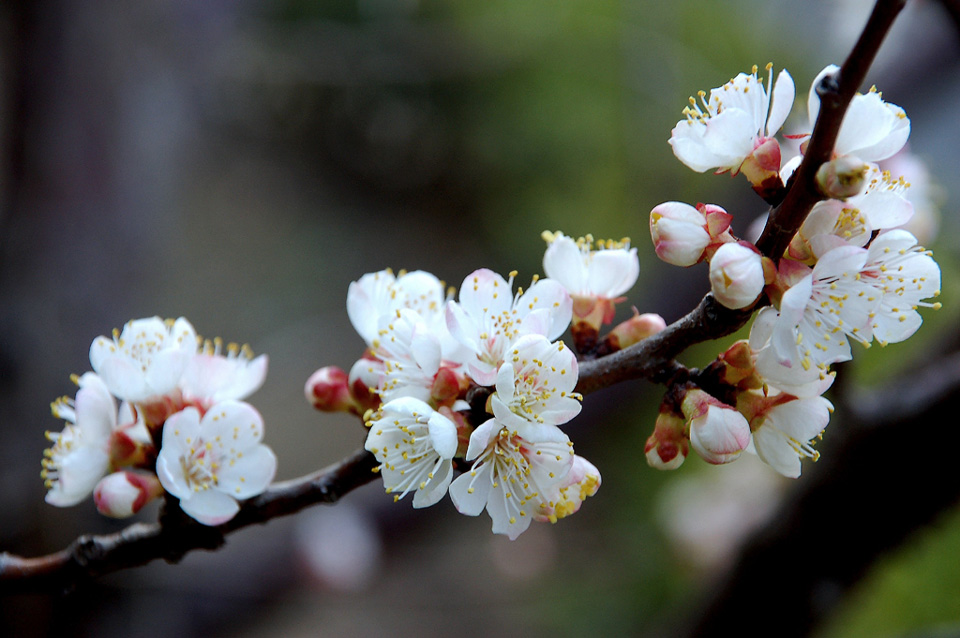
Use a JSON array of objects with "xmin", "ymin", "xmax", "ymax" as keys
[
  {"xmin": 42, "ymin": 317, "xmax": 276, "ymax": 525},
  {"xmin": 647, "ymin": 62, "xmax": 942, "ymax": 477}
]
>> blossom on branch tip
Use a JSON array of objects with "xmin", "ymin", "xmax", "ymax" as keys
[
  {"xmin": 364, "ymin": 397, "xmax": 458, "ymax": 508},
  {"xmin": 670, "ymin": 63, "xmax": 794, "ymax": 180},
  {"xmin": 807, "ymin": 64, "xmax": 910, "ymax": 163},
  {"xmin": 89, "ymin": 317, "xmax": 197, "ymax": 404},
  {"xmin": 156, "ymin": 400, "xmax": 277, "ymax": 526}
]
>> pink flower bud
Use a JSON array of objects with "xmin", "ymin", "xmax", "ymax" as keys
[
  {"xmin": 682, "ymin": 389, "xmax": 750, "ymax": 465},
  {"xmin": 645, "ymin": 410, "xmax": 689, "ymax": 470},
  {"xmin": 603, "ymin": 311, "xmax": 667, "ymax": 352},
  {"xmin": 94, "ymin": 471, "xmax": 163, "ymax": 518},
  {"xmin": 708, "ymin": 242, "xmax": 767, "ymax": 309},
  {"xmin": 650, "ymin": 202, "xmax": 712, "ymax": 267},
  {"xmin": 305, "ymin": 366, "xmax": 357, "ymax": 414}
]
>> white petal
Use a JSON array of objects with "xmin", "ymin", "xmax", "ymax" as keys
[
  {"xmin": 217, "ymin": 445, "xmax": 277, "ymax": 498},
  {"xmin": 412, "ymin": 459, "xmax": 453, "ymax": 509},
  {"xmin": 766, "ymin": 69, "xmax": 795, "ymax": 137},
  {"xmin": 448, "ymin": 462, "xmax": 493, "ymax": 516},
  {"xmin": 178, "ymin": 489, "xmax": 240, "ymax": 526},
  {"xmin": 427, "ymin": 412, "xmax": 458, "ymax": 459}
]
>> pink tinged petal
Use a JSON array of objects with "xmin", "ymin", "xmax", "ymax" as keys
[
  {"xmin": 459, "ymin": 268, "xmax": 511, "ymax": 319},
  {"xmin": 766, "ymin": 69, "xmax": 795, "ymax": 137},
  {"xmin": 466, "ymin": 361, "xmax": 498, "ymax": 387},
  {"xmin": 748, "ymin": 307, "xmax": 777, "ymax": 350},
  {"xmin": 143, "ymin": 348, "xmax": 190, "ymax": 397},
  {"xmin": 89, "ymin": 336, "xmax": 115, "ymax": 373},
  {"xmin": 689, "ymin": 405, "xmax": 750, "ymax": 465},
  {"xmin": 427, "ymin": 412, "xmax": 458, "ymax": 459},
  {"xmin": 412, "ymin": 459, "xmax": 453, "ymax": 509},
  {"xmin": 217, "ymin": 445, "xmax": 277, "ymax": 499},
  {"xmin": 543, "ymin": 235, "xmax": 587, "ymax": 293},
  {"xmin": 444, "ymin": 300, "xmax": 479, "ymax": 352},
  {"xmin": 586, "ymin": 249, "xmax": 639, "ymax": 298},
  {"xmin": 178, "ymin": 489, "xmax": 240, "ymax": 526},
  {"xmin": 813, "ymin": 244, "xmax": 869, "ymax": 277},
  {"xmin": 449, "ymin": 461, "xmax": 493, "ymax": 516}
]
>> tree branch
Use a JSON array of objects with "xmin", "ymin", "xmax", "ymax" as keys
[
  {"xmin": 756, "ymin": 0, "xmax": 907, "ymax": 260},
  {"xmin": 0, "ymin": 447, "xmax": 379, "ymax": 594}
]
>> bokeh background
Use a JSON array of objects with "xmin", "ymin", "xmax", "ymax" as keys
[{"xmin": 1, "ymin": 1, "xmax": 959, "ymax": 636}]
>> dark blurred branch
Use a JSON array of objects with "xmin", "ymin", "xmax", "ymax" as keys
[
  {"xmin": 675, "ymin": 348, "xmax": 960, "ymax": 638},
  {"xmin": 756, "ymin": 0, "xmax": 906, "ymax": 260},
  {"xmin": 0, "ymin": 448, "xmax": 378, "ymax": 594},
  {"xmin": 939, "ymin": 0, "xmax": 960, "ymax": 41}
]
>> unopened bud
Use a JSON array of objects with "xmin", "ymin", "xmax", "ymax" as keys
[
  {"xmin": 94, "ymin": 471, "xmax": 163, "ymax": 518},
  {"xmin": 650, "ymin": 202, "xmax": 712, "ymax": 267},
  {"xmin": 305, "ymin": 366, "xmax": 357, "ymax": 414},
  {"xmin": 708, "ymin": 242, "xmax": 768, "ymax": 310},
  {"xmin": 602, "ymin": 311, "xmax": 666, "ymax": 353},
  {"xmin": 645, "ymin": 409, "xmax": 689, "ymax": 470},
  {"xmin": 682, "ymin": 388, "xmax": 750, "ymax": 465},
  {"xmin": 816, "ymin": 155, "xmax": 869, "ymax": 199},
  {"xmin": 740, "ymin": 138, "xmax": 786, "ymax": 202}
]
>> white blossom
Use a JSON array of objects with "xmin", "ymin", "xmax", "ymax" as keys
[
  {"xmin": 670, "ymin": 64, "xmax": 794, "ymax": 174},
  {"xmin": 364, "ymin": 397, "xmax": 458, "ymax": 508},
  {"xmin": 541, "ymin": 231, "xmax": 639, "ymax": 300},
  {"xmin": 42, "ymin": 373, "xmax": 117, "ymax": 507},
  {"xmin": 446, "ymin": 269, "xmax": 572, "ymax": 386},
  {"xmin": 156, "ymin": 401, "xmax": 277, "ymax": 526},
  {"xmin": 89, "ymin": 317, "xmax": 197, "ymax": 403}
]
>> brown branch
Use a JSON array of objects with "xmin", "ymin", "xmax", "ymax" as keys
[
  {"xmin": 756, "ymin": 0, "xmax": 907, "ymax": 260},
  {"xmin": 0, "ymin": 447, "xmax": 379, "ymax": 594}
]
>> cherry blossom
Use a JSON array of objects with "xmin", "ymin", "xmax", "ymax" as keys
[
  {"xmin": 541, "ymin": 230, "xmax": 639, "ymax": 304},
  {"xmin": 179, "ymin": 339, "xmax": 268, "ymax": 408},
  {"xmin": 861, "ymin": 229, "xmax": 941, "ymax": 345},
  {"xmin": 89, "ymin": 317, "xmax": 197, "ymax": 404},
  {"xmin": 739, "ymin": 390, "xmax": 833, "ymax": 478},
  {"xmin": 42, "ymin": 373, "xmax": 118, "ymax": 507},
  {"xmin": 445, "ymin": 268, "xmax": 572, "ymax": 386},
  {"xmin": 156, "ymin": 400, "xmax": 277, "ymax": 526},
  {"xmin": 534, "ymin": 455, "xmax": 601, "ymax": 524},
  {"xmin": 364, "ymin": 397, "xmax": 458, "ymax": 508},
  {"xmin": 807, "ymin": 64, "xmax": 910, "ymax": 162},
  {"xmin": 670, "ymin": 64, "xmax": 795, "ymax": 176}
]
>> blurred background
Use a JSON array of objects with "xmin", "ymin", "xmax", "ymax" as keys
[{"xmin": 1, "ymin": 0, "xmax": 958, "ymax": 636}]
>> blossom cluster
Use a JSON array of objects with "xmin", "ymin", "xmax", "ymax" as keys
[
  {"xmin": 647, "ymin": 63, "xmax": 941, "ymax": 477},
  {"xmin": 307, "ymin": 233, "xmax": 650, "ymax": 539},
  {"xmin": 42, "ymin": 317, "xmax": 276, "ymax": 525}
]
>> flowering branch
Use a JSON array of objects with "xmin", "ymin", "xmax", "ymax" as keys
[
  {"xmin": 755, "ymin": 0, "xmax": 907, "ymax": 259},
  {"xmin": 1, "ymin": 0, "xmax": 934, "ymax": 613},
  {"xmin": 0, "ymin": 448, "xmax": 378, "ymax": 594}
]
